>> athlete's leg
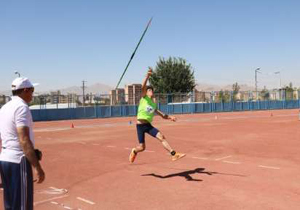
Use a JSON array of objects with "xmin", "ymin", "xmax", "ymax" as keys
[
  {"xmin": 135, "ymin": 124, "xmax": 146, "ymax": 153},
  {"xmin": 135, "ymin": 143, "xmax": 146, "ymax": 153},
  {"xmin": 151, "ymin": 128, "xmax": 186, "ymax": 161},
  {"xmin": 129, "ymin": 124, "xmax": 147, "ymax": 163},
  {"xmin": 155, "ymin": 132, "xmax": 173, "ymax": 153}
]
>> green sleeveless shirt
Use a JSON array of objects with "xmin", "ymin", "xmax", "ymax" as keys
[{"xmin": 137, "ymin": 96, "xmax": 157, "ymax": 123}]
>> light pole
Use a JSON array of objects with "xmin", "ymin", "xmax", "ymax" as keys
[
  {"xmin": 14, "ymin": 71, "xmax": 21, "ymax": 77},
  {"xmin": 274, "ymin": 71, "xmax": 281, "ymax": 88},
  {"xmin": 81, "ymin": 80, "xmax": 87, "ymax": 106},
  {"xmin": 255, "ymin": 67, "xmax": 261, "ymax": 100}
]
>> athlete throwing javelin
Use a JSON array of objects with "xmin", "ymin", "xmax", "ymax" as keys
[{"xmin": 129, "ymin": 68, "xmax": 186, "ymax": 163}]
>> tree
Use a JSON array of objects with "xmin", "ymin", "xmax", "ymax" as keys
[
  {"xmin": 260, "ymin": 86, "xmax": 270, "ymax": 100},
  {"xmin": 284, "ymin": 82, "xmax": 295, "ymax": 100},
  {"xmin": 217, "ymin": 90, "xmax": 231, "ymax": 103},
  {"xmin": 232, "ymin": 82, "xmax": 240, "ymax": 101},
  {"xmin": 149, "ymin": 57, "xmax": 196, "ymax": 94}
]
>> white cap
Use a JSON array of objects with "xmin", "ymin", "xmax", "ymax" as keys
[{"xmin": 11, "ymin": 77, "xmax": 39, "ymax": 91}]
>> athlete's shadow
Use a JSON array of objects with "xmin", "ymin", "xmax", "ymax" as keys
[{"xmin": 142, "ymin": 168, "xmax": 216, "ymax": 182}]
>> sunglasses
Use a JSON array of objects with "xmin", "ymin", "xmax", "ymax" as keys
[{"xmin": 25, "ymin": 88, "xmax": 34, "ymax": 93}]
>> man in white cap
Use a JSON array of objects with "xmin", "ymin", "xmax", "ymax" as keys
[{"xmin": 0, "ymin": 77, "xmax": 45, "ymax": 210}]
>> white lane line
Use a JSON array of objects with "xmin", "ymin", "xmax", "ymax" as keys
[
  {"xmin": 49, "ymin": 186, "xmax": 67, "ymax": 191},
  {"xmin": 77, "ymin": 197, "xmax": 95, "ymax": 205},
  {"xmin": 50, "ymin": 201, "xmax": 75, "ymax": 210},
  {"xmin": 215, "ymin": 156, "xmax": 232, "ymax": 161},
  {"xmin": 145, "ymin": 150, "xmax": 155, "ymax": 153},
  {"xmin": 107, "ymin": 145, "xmax": 116, "ymax": 148},
  {"xmin": 36, "ymin": 186, "xmax": 67, "ymax": 195},
  {"xmin": 34, "ymin": 195, "xmax": 69, "ymax": 205},
  {"xmin": 125, "ymin": 147, "xmax": 132, "ymax": 150},
  {"xmin": 222, "ymin": 160, "xmax": 241, "ymax": 164},
  {"xmin": 92, "ymin": 143, "xmax": 99, "ymax": 146},
  {"xmin": 258, "ymin": 165, "xmax": 280, "ymax": 170},
  {"xmin": 191, "ymin": 156, "xmax": 208, "ymax": 160}
]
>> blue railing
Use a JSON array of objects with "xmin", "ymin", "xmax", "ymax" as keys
[{"xmin": 31, "ymin": 100, "xmax": 300, "ymax": 121}]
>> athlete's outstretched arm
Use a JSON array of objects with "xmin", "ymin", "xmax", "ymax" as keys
[
  {"xmin": 141, "ymin": 68, "xmax": 152, "ymax": 97},
  {"xmin": 155, "ymin": 109, "xmax": 177, "ymax": 122}
]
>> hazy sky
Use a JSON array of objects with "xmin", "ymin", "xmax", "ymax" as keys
[{"xmin": 1, "ymin": 0, "xmax": 299, "ymax": 92}]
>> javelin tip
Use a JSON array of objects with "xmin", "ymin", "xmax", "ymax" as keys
[{"xmin": 147, "ymin": 17, "xmax": 153, "ymax": 27}]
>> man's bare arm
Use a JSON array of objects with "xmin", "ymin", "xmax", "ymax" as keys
[{"xmin": 17, "ymin": 126, "xmax": 45, "ymax": 183}]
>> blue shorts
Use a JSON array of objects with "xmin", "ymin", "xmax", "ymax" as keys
[
  {"xmin": 136, "ymin": 123, "xmax": 159, "ymax": 144},
  {"xmin": 0, "ymin": 157, "xmax": 33, "ymax": 210}
]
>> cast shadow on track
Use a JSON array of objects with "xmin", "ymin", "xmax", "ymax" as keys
[{"xmin": 141, "ymin": 168, "xmax": 246, "ymax": 182}]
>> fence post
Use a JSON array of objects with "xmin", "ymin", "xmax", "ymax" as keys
[
  {"xmin": 167, "ymin": 103, "xmax": 169, "ymax": 114},
  {"xmin": 94, "ymin": 102, "xmax": 97, "ymax": 118},
  {"xmin": 181, "ymin": 103, "xmax": 183, "ymax": 114},
  {"xmin": 221, "ymin": 101, "xmax": 224, "ymax": 112},
  {"xmin": 298, "ymin": 90, "xmax": 300, "ymax": 108}
]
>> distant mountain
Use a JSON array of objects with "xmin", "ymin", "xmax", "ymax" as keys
[
  {"xmin": 0, "ymin": 90, "xmax": 11, "ymax": 95},
  {"xmin": 0, "ymin": 83, "xmax": 113, "ymax": 95},
  {"xmin": 48, "ymin": 83, "xmax": 113, "ymax": 95},
  {"xmin": 0, "ymin": 82, "xmax": 257, "ymax": 96},
  {"xmin": 196, "ymin": 83, "xmax": 256, "ymax": 92}
]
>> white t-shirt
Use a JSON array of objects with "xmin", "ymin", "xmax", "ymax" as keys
[{"xmin": 0, "ymin": 96, "xmax": 35, "ymax": 163}]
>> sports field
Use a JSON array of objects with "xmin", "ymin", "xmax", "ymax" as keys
[{"xmin": 1, "ymin": 109, "xmax": 300, "ymax": 210}]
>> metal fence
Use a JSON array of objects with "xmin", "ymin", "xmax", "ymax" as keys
[
  {"xmin": 1, "ymin": 89, "xmax": 297, "ymax": 107},
  {"xmin": 0, "ymin": 89, "xmax": 299, "ymax": 121},
  {"xmin": 27, "ymin": 99, "xmax": 300, "ymax": 121}
]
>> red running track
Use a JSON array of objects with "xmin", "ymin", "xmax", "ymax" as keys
[{"xmin": 1, "ymin": 109, "xmax": 300, "ymax": 209}]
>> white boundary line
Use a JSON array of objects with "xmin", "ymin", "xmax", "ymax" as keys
[
  {"xmin": 215, "ymin": 156, "xmax": 232, "ymax": 161},
  {"xmin": 34, "ymin": 186, "xmax": 68, "ymax": 195},
  {"xmin": 107, "ymin": 145, "xmax": 116, "ymax": 148},
  {"xmin": 77, "ymin": 197, "xmax": 95, "ymax": 205},
  {"xmin": 51, "ymin": 201, "xmax": 78, "ymax": 210},
  {"xmin": 191, "ymin": 156, "xmax": 209, "ymax": 160},
  {"xmin": 258, "ymin": 165, "xmax": 280, "ymax": 170},
  {"xmin": 49, "ymin": 186, "xmax": 68, "ymax": 192},
  {"xmin": 34, "ymin": 195, "xmax": 69, "ymax": 205},
  {"xmin": 124, "ymin": 147, "xmax": 284, "ymax": 170},
  {"xmin": 222, "ymin": 160, "xmax": 241, "ymax": 164}
]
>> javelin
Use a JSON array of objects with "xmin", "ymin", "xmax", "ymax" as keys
[{"xmin": 115, "ymin": 17, "xmax": 153, "ymax": 89}]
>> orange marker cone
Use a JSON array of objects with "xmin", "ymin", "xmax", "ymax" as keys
[
  {"xmin": 270, "ymin": 113, "xmax": 273, "ymax": 117},
  {"xmin": 71, "ymin": 123, "xmax": 74, "ymax": 128}
]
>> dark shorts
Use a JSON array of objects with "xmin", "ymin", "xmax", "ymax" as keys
[
  {"xmin": 0, "ymin": 156, "xmax": 33, "ymax": 210},
  {"xmin": 136, "ymin": 123, "xmax": 159, "ymax": 144}
]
